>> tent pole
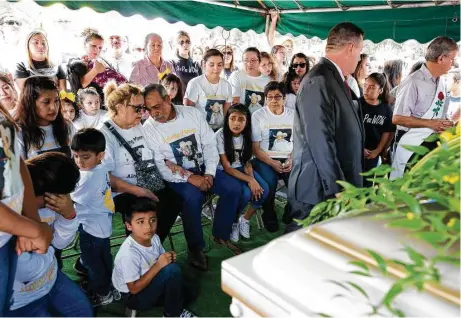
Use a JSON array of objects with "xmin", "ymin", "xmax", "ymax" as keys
[
  {"xmin": 192, "ymin": 0, "xmax": 265, "ymax": 13},
  {"xmin": 279, "ymin": 1, "xmax": 456, "ymax": 13}
]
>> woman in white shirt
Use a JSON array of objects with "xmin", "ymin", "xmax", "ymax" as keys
[
  {"xmin": 13, "ymin": 76, "xmax": 74, "ymax": 160},
  {"xmin": 184, "ymin": 49, "xmax": 232, "ymax": 131},
  {"xmin": 229, "ymin": 47, "xmax": 270, "ymax": 115},
  {"xmin": 251, "ymin": 81, "xmax": 295, "ymax": 232}
]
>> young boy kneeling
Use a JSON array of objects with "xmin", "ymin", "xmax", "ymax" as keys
[{"xmin": 112, "ymin": 194, "xmax": 193, "ymax": 317}]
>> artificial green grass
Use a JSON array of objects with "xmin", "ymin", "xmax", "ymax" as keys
[{"xmin": 62, "ymin": 200, "xmax": 287, "ymax": 317}]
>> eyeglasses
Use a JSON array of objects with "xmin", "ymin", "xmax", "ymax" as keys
[
  {"xmin": 243, "ymin": 59, "xmax": 259, "ymax": 64},
  {"xmin": 179, "ymin": 40, "xmax": 191, "ymax": 45},
  {"xmin": 223, "ymin": 51, "xmax": 233, "ymax": 56},
  {"xmin": 266, "ymin": 95, "xmax": 283, "ymax": 101},
  {"xmin": 4, "ymin": 20, "xmax": 21, "ymax": 26},
  {"xmin": 292, "ymin": 63, "xmax": 307, "ymax": 69},
  {"xmin": 127, "ymin": 104, "xmax": 147, "ymax": 113}
]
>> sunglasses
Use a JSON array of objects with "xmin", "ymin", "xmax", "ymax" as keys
[
  {"xmin": 223, "ymin": 51, "xmax": 233, "ymax": 56},
  {"xmin": 179, "ymin": 40, "xmax": 191, "ymax": 45},
  {"xmin": 127, "ymin": 104, "xmax": 147, "ymax": 113},
  {"xmin": 292, "ymin": 63, "xmax": 307, "ymax": 69}
]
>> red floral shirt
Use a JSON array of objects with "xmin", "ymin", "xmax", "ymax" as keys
[{"xmin": 88, "ymin": 61, "xmax": 127, "ymax": 89}]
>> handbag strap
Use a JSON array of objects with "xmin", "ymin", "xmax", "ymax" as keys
[{"xmin": 104, "ymin": 121, "xmax": 141, "ymax": 162}]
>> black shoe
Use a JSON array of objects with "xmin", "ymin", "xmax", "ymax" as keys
[
  {"xmin": 74, "ymin": 257, "xmax": 89, "ymax": 277},
  {"xmin": 264, "ymin": 220, "xmax": 279, "ymax": 233},
  {"xmin": 212, "ymin": 236, "xmax": 242, "ymax": 255},
  {"xmin": 187, "ymin": 249, "xmax": 208, "ymax": 271}
]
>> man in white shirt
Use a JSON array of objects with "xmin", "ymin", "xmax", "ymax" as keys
[
  {"xmin": 104, "ymin": 33, "xmax": 133, "ymax": 79},
  {"xmin": 142, "ymin": 84, "xmax": 243, "ymax": 271}
]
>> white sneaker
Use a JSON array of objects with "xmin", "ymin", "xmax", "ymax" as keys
[
  {"xmin": 112, "ymin": 288, "xmax": 122, "ymax": 301},
  {"xmin": 92, "ymin": 291, "xmax": 114, "ymax": 306},
  {"xmin": 180, "ymin": 309, "xmax": 195, "ymax": 317},
  {"xmin": 230, "ymin": 223, "xmax": 239, "ymax": 243},
  {"xmin": 239, "ymin": 216, "xmax": 251, "ymax": 239}
]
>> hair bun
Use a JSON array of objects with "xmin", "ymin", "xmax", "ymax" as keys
[
  {"xmin": 103, "ymin": 81, "xmax": 118, "ymax": 98},
  {"xmin": 81, "ymin": 27, "xmax": 99, "ymax": 38}
]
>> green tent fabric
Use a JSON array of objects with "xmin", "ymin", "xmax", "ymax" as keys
[{"xmin": 35, "ymin": 0, "xmax": 460, "ymax": 43}]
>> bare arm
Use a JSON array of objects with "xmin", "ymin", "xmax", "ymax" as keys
[
  {"xmin": 266, "ymin": 11, "xmax": 278, "ymax": 48},
  {"xmin": 15, "ymin": 78, "xmax": 26, "ymax": 95},
  {"xmin": 80, "ymin": 68, "xmax": 99, "ymax": 88},
  {"xmin": 58, "ymin": 79, "xmax": 66, "ymax": 91},
  {"xmin": 183, "ymin": 98, "xmax": 196, "ymax": 107},
  {"xmin": 393, "ymin": 115, "xmax": 452, "ymax": 132}
]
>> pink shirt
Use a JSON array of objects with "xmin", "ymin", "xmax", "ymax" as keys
[{"xmin": 129, "ymin": 56, "xmax": 176, "ymax": 87}]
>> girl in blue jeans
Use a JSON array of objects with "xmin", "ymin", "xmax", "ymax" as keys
[{"xmin": 215, "ymin": 104, "xmax": 269, "ymax": 242}]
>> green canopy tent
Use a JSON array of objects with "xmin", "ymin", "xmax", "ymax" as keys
[{"xmin": 35, "ymin": 0, "xmax": 460, "ymax": 43}]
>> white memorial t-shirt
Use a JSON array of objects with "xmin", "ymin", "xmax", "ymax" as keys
[
  {"xmin": 251, "ymin": 106, "xmax": 295, "ymax": 159},
  {"xmin": 73, "ymin": 110, "xmax": 109, "ymax": 131},
  {"xmin": 229, "ymin": 70, "xmax": 270, "ymax": 114},
  {"xmin": 215, "ymin": 128, "xmax": 244, "ymax": 169}
]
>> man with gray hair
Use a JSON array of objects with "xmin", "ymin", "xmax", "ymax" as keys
[
  {"xmin": 286, "ymin": 22, "xmax": 365, "ymax": 233},
  {"xmin": 391, "ymin": 36, "xmax": 458, "ymax": 178},
  {"xmin": 129, "ymin": 33, "xmax": 176, "ymax": 86}
]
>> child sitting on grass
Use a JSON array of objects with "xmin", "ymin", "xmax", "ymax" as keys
[{"xmin": 112, "ymin": 193, "xmax": 194, "ymax": 317}]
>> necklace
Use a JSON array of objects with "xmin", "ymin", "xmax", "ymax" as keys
[{"xmin": 204, "ymin": 75, "xmax": 220, "ymax": 96}]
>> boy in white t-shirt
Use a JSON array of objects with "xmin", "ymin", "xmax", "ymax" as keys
[
  {"xmin": 112, "ymin": 194, "xmax": 193, "ymax": 317},
  {"xmin": 70, "ymin": 128, "xmax": 118, "ymax": 306}
]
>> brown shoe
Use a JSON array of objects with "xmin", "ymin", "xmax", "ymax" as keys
[
  {"xmin": 212, "ymin": 236, "xmax": 243, "ymax": 255},
  {"xmin": 187, "ymin": 249, "xmax": 208, "ymax": 271}
]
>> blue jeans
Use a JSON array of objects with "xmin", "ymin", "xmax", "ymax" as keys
[
  {"xmin": 168, "ymin": 169, "xmax": 242, "ymax": 250},
  {"xmin": 252, "ymin": 159, "xmax": 290, "ymax": 224},
  {"xmin": 6, "ymin": 270, "xmax": 93, "ymax": 317},
  {"xmin": 0, "ymin": 238, "xmax": 17, "ymax": 314},
  {"xmin": 79, "ymin": 225, "xmax": 112, "ymax": 295},
  {"xmin": 127, "ymin": 263, "xmax": 182, "ymax": 317},
  {"xmin": 233, "ymin": 167, "xmax": 269, "ymax": 213}
]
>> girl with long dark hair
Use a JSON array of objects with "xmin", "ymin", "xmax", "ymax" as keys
[
  {"xmin": 14, "ymin": 76, "xmax": 74, "ymax": 159},
  {"xmin": 360, "ymin": 73, "xmax": 395, "ymax": 186},
  {"xmin": 161, "ymin": 73, "xmax": 184, "ymax": 105},
  {"xmin": 216, "ymin": 104, "xmax": 268, "ymax": 241}
]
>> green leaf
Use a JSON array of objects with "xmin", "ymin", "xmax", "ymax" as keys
[
  {"xmin": 448, "ymin": 198, "xmax": 460, "ymax": 213},
  {"xmin": 424, "ymin": 134, "xmax": 440, "ymax": 142},
  {"xmin": 349, "ymin": 260, "xmax": 369, "ymax": 272},
  {"xmin": 387, "ymin": 219, "xmax": 426, "ymax": 230},
  {"xmin": 325, "ymin": 280, "xmax": 350, "ymax": 292},
  {"xmin": 361, "ymin": 164, "xmax": 393, "ymax": 176},
  {"xmin": 425, "ymin": 215, "xmax": 447, "ymax": 233},
  {"xmin": 403, "ymin": 245, "xmax": 426, "ymax": 267},
  {"xmin": 412, "ymin": 232, "xmax": 447, "ymax": 246},
  {"xmin": 393, "ymin": 191, "xmax": 422, "ymax": 215},
  {"xmin": 336, "ymin": 180, "xmax": 357, "ymax": 191},
  {"xmin": 432, "ymin": 255, "xmax": 461, "ymax": 265},
  {"xmin": 310, "ymin": 201, "xmax": 328, "ymax": 215},
  {"xmin": 367, "ymin": 250, "xmax": 388, "ymax": 275},
  {"xmin": 349, "ymin": 270, "xmax": 372, "ymax": 277},
  {"xmin": 345, "ymin": 281, "xmax": 369, "ymax": 299},
  {"xmin": 402, "ymin": 145, "xmax": 430, "ymax": 156},
  {"xmin": 383, "ymin": 283, "xmax": 403, "ymax": 306},
  {"xmin": 390, "ymin": 308, "xmax": 405, "ymax": 317},
  {"xmin": 316, "ymin": 313, "xmax": 333, "ymax": 318}
]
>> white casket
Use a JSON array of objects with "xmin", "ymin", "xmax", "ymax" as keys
[{"xmin": 222, "ymin": 212, "xmax": 460, "ymax": 317}]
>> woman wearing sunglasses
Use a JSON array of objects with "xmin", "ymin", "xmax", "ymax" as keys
[
  {"xmin": 289, "ymin": 53, "xmax": 310, "ymax": 78},
  {"xmin": 171, "ymin": 31, "xmax": 202, "ymax": 91},
  {"xmin": 98, "ymin": 81, "xmax": 182, "ymax": 243},
  {"xmin": 221, "ymin": 45, "xmax": 238, "ymax": 80}
]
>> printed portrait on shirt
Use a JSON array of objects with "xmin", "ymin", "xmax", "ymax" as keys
[
  {"xmin": 0, "ymin": 120, "xmax": 20, "ymax": 200},
  {"xmin": 205, "ymin": 99, "xmax": 225, "ymax": 127},
  {"xmin": 269, "ymin": 129, "xmax": 293, "ymax": 153},
  {"xmin": 244, "ymin": 90, "xmax": 264, "ymax": 114},
  {"xmin": 169, "ymin": 134, "xmax": 203, "ymax": 171}
]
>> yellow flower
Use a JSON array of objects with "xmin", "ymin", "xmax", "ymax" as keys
[
  {"xmin": 407, "ymin": 212, "xmax": 415, "ymax": 220},
  {"xmin": 440, "ymin": 131, "xmax": 456, "ymax": 142},
  {"xmin": 443, "ymin": 174, "xmax": 459, "ymax": 184},
  {"xmin": 447, "ymin": 218, "xmax": 456, "ymax": 227},
  {"xmin": 157, "ymin": 68, "xmax": 171, "ymax": 80}
]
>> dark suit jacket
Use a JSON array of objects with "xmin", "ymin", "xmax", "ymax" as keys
[{"xmin": 288, "ymin": 58, "xmax": 364, "ymax": 206}]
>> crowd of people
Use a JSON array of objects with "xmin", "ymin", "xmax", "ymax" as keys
[{"xmin": 0, "ymin": 16, "xmax": 459, "ymax": 318}]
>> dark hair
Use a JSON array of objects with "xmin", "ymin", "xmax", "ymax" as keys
[
  {"xmin": 264, "ymin": 81, "xmax": 286, "ymax": 98},
  {"xmin": 383, "ymin": 59, "xmax": 404, "ymax": 89},
  {"xmin": 284, "ymin": 72, "xmax": 302, "ymax": 95},
  {"xmin": 353, "ymin": 53, "xmax": 369, "ymax": 84},
  {"xmin": 223, "ymin": 104, "xmax": 252, "ymax": 165},
  {"xmin": 26, "ymin": 152, "xmax": 80, "ymax": 196},
  {"xmin": 425, "ymin": 36, "xmax": 458, "ymax": 62},
  {"xmin": 71, "ymin": 128, "xmax": 106, "ymax": 154},
  {"xmin": 366, "ymin": 73, "xmax": 390, "ymax": 105},
  {"xmin": 67, "ymin": 58, "xmax": 88, "ymax": 95},
  {"xmin": 114, "ymin": 193, "xmax": 157, "ymax": 223},
  {"xmin": 143, "ymin": 83, "xmax": 169, "ymax": 101},
  {"xmin": 242, "ymin": 47, "xmax": 261, "ymax": 62},
  {"xmin": 290, "ymin": 53, "xmax": 309, "ymax": 71},
  {"xmin": 14, "ymin": 77, "xmax": 72, "ymax": 155},
  {"xmin": 160, "ymin": 74, "xmax": 183, "ymax": 105},
  {"xmin": 409, "ymin": 61, "xmax": 424, "ymax": 75},
  {"xmin": 203, "ymin": 48, "xmax": 223, "ymax": 64},
  {"xmin": 326, "ymin": 22, "xmax": 364, "ymax": 51}
]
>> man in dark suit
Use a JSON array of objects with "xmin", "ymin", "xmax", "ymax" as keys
[{"xmin": 286, "ymin": 22, "xmax": 365, "ymax": 233}]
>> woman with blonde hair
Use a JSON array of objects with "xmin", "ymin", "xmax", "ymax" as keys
[
  {"xmin": 170, "ymin": 30, "xmax": 202, "ymax": 90},
  {"xmin": 270, "ymin": 45, "xmax": 287, "ymax": 78},
  {"xmin": 220, "ymin": 45, "xmax": 238, "ymax": 80},
  {"xmin": 259, "ymin": 52, "xmax": 278, "ymax": 81},
  {"xmin": 98, "ymin": 81, "xmax": 182, "ymax": 242},
  {"xmin": 14, "ymin": 30, "xmax": 66, "ymax": 92}
]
